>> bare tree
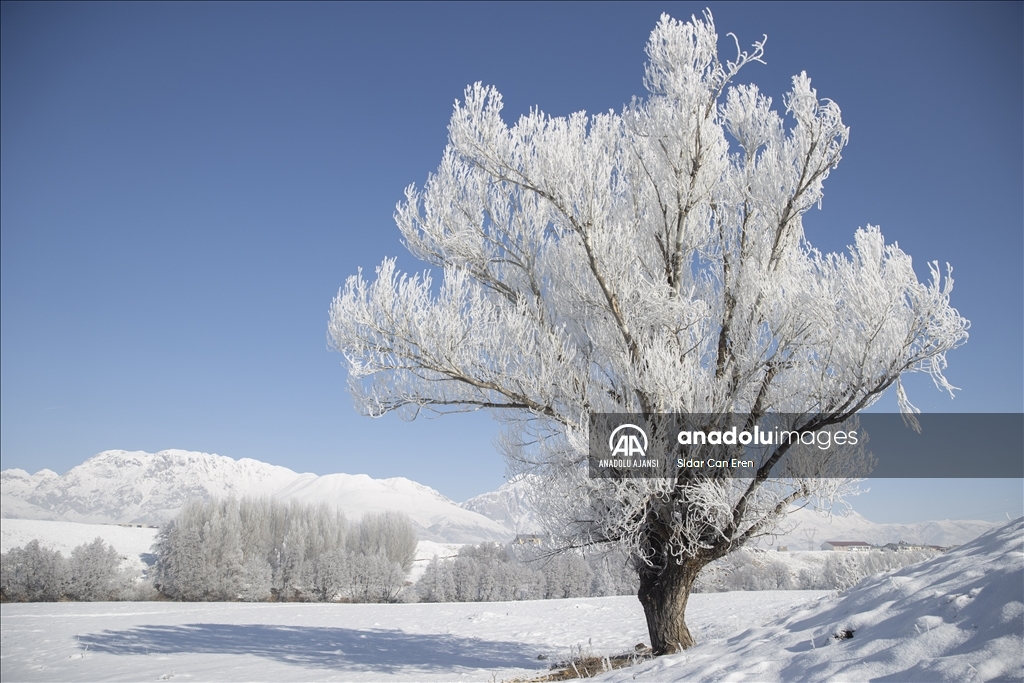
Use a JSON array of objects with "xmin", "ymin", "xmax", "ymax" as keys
[{"xmin": 328, "ymin": 12, "xmax": 967, "ymax": 654}]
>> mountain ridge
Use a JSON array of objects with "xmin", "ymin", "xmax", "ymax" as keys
[
  {"xmin": 2, "ymin": 450, "xmax": 998, "ymax": 547},
  {"xmin": 0, "ymin": 450, "xmax": 511, "ymax": 544}
]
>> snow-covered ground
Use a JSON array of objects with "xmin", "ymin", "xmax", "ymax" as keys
[
  {"xmin": 0, "ymin": 591, "xmax": 826, "ymax": 682},
  {"xmin": 408, "ymin": 540, "xmax": 463, "ymax": 584},
  {"xmin": 0, "ymin": 519, "xmax": 159, "ymax": 572},
  {"xmin": 3, "ymin": 519, "xmax": 1018, "ymax": 681},
  {"xmin": 603, "ymin": 518, "xmax": 1024, "ymax": 682}
]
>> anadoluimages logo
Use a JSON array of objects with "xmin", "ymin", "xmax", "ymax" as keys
[{"xmin": 609, "ymin": 424, "xmax": 648, "ymax": 458}]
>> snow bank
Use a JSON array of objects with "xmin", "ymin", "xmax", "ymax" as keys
[
  {"xmin": 0, "ymin": 518, "xmax": 158, "ymax": 571},
  {"xmin": 604, "ymin": 517, "xmax": 1024, "ymax": 682}
]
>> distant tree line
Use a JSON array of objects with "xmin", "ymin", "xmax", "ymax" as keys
[
  {"xmin": 415, "ymin": 542, "xmax": 938, "ymax": 603},
  {"xmin": 693, "ymin": 547, "xmax": 937, "ymax": 592},
  {"xmin": 2, "ymin": 501, "xmax": 939, "ymax": 604},
  {"xmin": 152, "ymin": 497, "xmax": 418, "ymax": 602},
  {"xmin": 1, "ymin": 538, "xmax": 142, "ymax": 602},
  {"xmin": 416, "ymin": 543, "xmax": 639, "ymax": 602}
]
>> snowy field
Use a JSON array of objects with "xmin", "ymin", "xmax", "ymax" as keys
[
  {"xmin": 1, "ymin": 519, "xmax": 158, "ymax": 572},
  {"xmin": 3, "ymin": 521, "xmax": 1020, "ymax": 682},
  {"xmin": 601, "ymin": 519, "xmax": 1024, "ymax": 682},
  {"xmin": 1, "ymin": 591, "xmax": 826, "ymax": 682}
]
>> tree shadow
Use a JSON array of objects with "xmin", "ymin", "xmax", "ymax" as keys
[{"xmin": 78, "ymin": 623, "xmax": 542, "ymax": 674}]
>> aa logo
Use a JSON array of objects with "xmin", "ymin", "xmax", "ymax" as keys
[{"xmin": 609, "ymin": 424, "xmax": 648, "ymax": 458}]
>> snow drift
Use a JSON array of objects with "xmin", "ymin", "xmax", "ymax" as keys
[{"xmin": 605, "ymin": 517, "xmax": 1024, "ymax": 682}]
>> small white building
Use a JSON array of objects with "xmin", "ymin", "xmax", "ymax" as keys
[
  {"xmin": 512, "ymin": 534, "xmax": 546, "ymax": 546},
  {"xmin": 821, "ymin": 540, "xmax": 872, "ymax": 552}
]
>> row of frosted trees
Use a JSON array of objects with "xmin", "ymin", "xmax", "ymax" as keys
[
  {"xmin": 3, "ymin": 496, "xmax": 937, "ymax": 604},
  {"xmin": 1, "ymin": 538, "xmax": 142, "ymax": 602},
  {"xmin": 416, "ymin": 542, "xmax": 937, "ymax": 603},
  {"xmin": 152, "ymin": 497, "xmax": 417, "ymax": 602},
  {"xmin": 417, "ymin": 543, "xmax": 639, "ymax": 603},
  {"xmin": 693, "ymin": 547, "xmax": 937, "ymax": 592}
]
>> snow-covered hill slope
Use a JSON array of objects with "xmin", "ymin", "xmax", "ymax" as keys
[
  {"xmin": 3, "ymin": 450, "xmax": 300, "ymax": 525},
  {"xmin": 759, "ymin": 506, "xmax": 997, "ymax": 549},
  {"xmin": 0, "ymin": 493, "xmax": 67, "ymax": 521},
  {"xmin": 409, "ymin": 540, "xmax": 463, "ymax": 583},
  {"xmin": 1, "ymin": 468, "xmax": 59, "ymax": 498},
  {"xmin": 1, "ymin": 449, "xmax": 996, "ymax": 546},
  {"xmin": 607, "ymin": 517, "xmax": 1024, "ymax": 682},
  {"xmin": 0, "ymin": 518, "xmax": 159, "ymax": 572},
  {"xmin": 274, "ymin": 473, "xmax": 512, "ymax": 543},
  {"xmin": 460, "ymin": 475, "xmax": 544, "ymax": 535},
  {"xmin": 0, "ymin": 450, "xmax": 510, "ymax": 543}
]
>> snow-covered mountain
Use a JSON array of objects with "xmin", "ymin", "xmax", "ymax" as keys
[
  {"xmin": 458, "ymin": 476, "xmax": 996, "ymax": 547},
  {"xmin": 2, "ymin": 450, "xmax": 298, "ymax": 525},
  {"xmin": 760, "ymin": 507, "xmax": 997, "ymax": 549},
  {"xmin": 273, "ymin": 472, "xmax": 511, "ymax": 543},
  {"xmin": 0, "ymin": 450, "xmax": 511, "ymax": 544},
  {"xmin": 1, "ymin": 467, "xmax": 59, "ymax": 498},
  {"xmin": 2, "ymin": 449, "xmax": 997, "ymax": 547},
  {"xmin": 460, "ymin": 475, "xmax": 544, "ymax": 534}
]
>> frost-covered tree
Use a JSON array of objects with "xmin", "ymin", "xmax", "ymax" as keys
[
  {"xmin": 417, "ymin": 556, "xmax": 451, "ymax": 602},
  {"xmin": 348, "ymin": 511, "xmax": 417, "ymax": 572},
  {"xmin": 309, "ymin": 549, "xmax": 347, "ymax": 602},
  {"xmin": 540, "ymin": 553, "xmax": 595, "ymax": 600},
  {"xmin": 0, "ymin": 540, "xmax": 67, "ymax": 601},
  {"xmin": 67, "ymin": 537, "xmax": 125, "ymax": 601},
  {"xmin": 153, "ymin": 500, "xmax": 221, "ymax": 600},
  {"xmin": 347, "ymin": 551, "xmax": 406, "ymax": 603},
  {"xmin": 153, "ymin": 497, "xmax": 351, "ymax": 601},
  {"xmin": 328, "ymin": 13, "xmax": 968, "ymax": 653},
  {"xmin": 153, "ymin": 497, "xmax": 420, "ymax": 603},
  {"xmin": 1, "ymin": 537, "xmax": 132, "ymax": 602}
]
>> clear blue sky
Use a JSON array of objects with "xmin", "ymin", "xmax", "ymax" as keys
[{"xmin": 2, "ymin": 2, "xmax": 1021, "ymax": 522}]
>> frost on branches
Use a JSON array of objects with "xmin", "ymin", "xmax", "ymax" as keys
[{"xmin": 328, "ymin": 12, "xmax": 968, "ymax": 654}]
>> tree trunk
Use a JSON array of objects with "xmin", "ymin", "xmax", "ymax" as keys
[{"xmin": 637, "ymin": 557, "xmax": 704, "ymax": 655}]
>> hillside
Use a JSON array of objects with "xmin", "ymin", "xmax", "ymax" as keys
[
  {"xmin": 0, "ymin": 518, "xmax": 158, "ymax": 572},
  {"xmin": 755, "ymin": 506, "xmax": 997, "ymax": 550},
  {"xmin": 0, "ymin": 450, "xmax": 510, "ymax": 544},
  {"xmin": 460, "ymin": 475, "xmax": 544, "ymax": 535},
  {"xmin": 273, "ymin": 472, "xmax": 511, "ymax": 543},
  {"xmin": 2, "ymin": 450, "xmax": 997, "ymax": 547},
  {"xmin": 609, "ymin": 517, "xmax": 1024, "ymax": 682}
]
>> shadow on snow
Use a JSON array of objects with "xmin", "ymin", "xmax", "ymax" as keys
[{"xmin": 77, "ymin": 622, "xmax": 541, "ymax": 673}]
